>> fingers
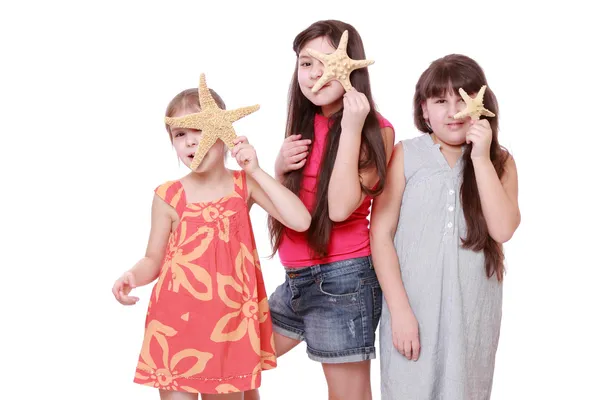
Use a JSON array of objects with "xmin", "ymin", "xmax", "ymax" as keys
[
  {"xmin": 412, "ymin": 339, "xmax": 421, "ymax": 361},
  {"xmin": 343, "ymin": 90, "xmax": 370, "ymax": 113},
  {"xmin": 285, "ymin": 158, "xmax": 307, "ymax": 172},
  {"xmin": 284, "ymin": 134, "xmax": 302, "ymax": 143},
  {"xmin": 235, "ymin": 147, "xmax": 256, "ymax": 167},
  {"xmin": 124, "ymin": 272, "xmax": 136, "ymax": 289},
  {"xmin": 112, "ymin": 280, "xmax": 122, "ymax": 300},
  {"xmin": 403, "ymin": 340, "xmax": 412, "ymax": 360},
  {"xmin": 466, "ymin": 130, "xmax": 482, "ymax": 145},
  {"xmin": 288, "ymin": 152, "xmax": 308, "ymax": 164},
  {"xmin": 283, "ymin": 138, "xmax": 311, "ymax": 151},
  {"xmin": 284, "ymin": 145, "xmax": 309, "ymax": 158},
  {"xmin": 394, "ymin": 338, "xmax": 405, "ymax": 357},
  {"xmin": 114, "ymin": 283, "xmax": 139, "ymax": 305},
  {"xmin": 232, "ymin": 142, "xmax": 253, "ymax": 157},
  {"xmin": 284, "ymin": 134, "xmax": 311, "ymax": 146},
  {"xmin": 113, "ymin": 272, "xmax": 138, "ymax": 305},
  {"xmin": 280, "ymin": 135, "xmax": 310, "ymax": 171},
  {"xmin": 233, "ymin": 136, "xmax": 249, "ymax": 145},
  {"xmin": 118, "ymin": 291, "xmax": 140, "ymax": 305}
]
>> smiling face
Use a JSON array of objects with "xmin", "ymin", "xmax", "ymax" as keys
[
  {"xmin": 421, "ymin": 87, "xmax": 472, "ymax": 146},
  {"xmin": 297, "ymin": 36, "xmax": 345, "ymax": 115}
]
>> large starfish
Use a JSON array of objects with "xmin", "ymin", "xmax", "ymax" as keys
[
  {"xmin": 453, "ymin": 85, "xmax": 495, "ymax": 121},
  {"xmin": 305, "ymin": 30, "xmax": 374, "ymax": 93},
  {"xmin": 165, "ymin": 73, "xmax": 259, "ymax": 170}
]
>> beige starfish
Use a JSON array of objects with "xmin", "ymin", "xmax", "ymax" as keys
[
  {"xmin": 165, "ymin": 73, "xmax": 259, "ymax": 170},
  {"xmin": 453, "ymin": 85, "xmax": 496, "ymax": 121},
  {"xmin": 305, "ymin": 30, "xmax": 374, "ymax": 93}
]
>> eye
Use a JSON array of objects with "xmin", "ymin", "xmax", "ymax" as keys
[
  {"xmin": 173, "ymin": 131, "xmax": 184, "ymax": 138},
  {"xmin": 435, "ymin": 99, "xmax": 446, "ymax": 104},
  {"xmin": 299, "ymin": 61, "xmax": 311, "ymax": 67}
]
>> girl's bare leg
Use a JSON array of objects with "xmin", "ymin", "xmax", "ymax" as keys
[
  {"xmin": 322, "ymin": 361, "xmax": 372, "ymax": 400},
  {"xmin": 243, "ymin": 332, "xmax": 302, "ymax": 399}
]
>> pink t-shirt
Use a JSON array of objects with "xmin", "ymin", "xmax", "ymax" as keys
[{"xmin": 279, "ymin": 113, "xmax": 394, "ymax": 268}]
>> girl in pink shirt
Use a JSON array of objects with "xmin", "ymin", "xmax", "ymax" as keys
[{"xmin": 246, "ymin": 20, "xmax": 394, "ymax": 400}]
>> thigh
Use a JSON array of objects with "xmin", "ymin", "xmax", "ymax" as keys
[
  {"xmin": 274, "ymin": 331, "xmax": 301, "ymax": 357},
  {"xmin": 241, "ymin": 389, "xmax": 260, "ymax": 400},
  {"xmin": 322, "ymin": 361, "xmax": 372, "ymax": 400},
  {"xmin": 159, "ymin": 390, "xmax": 199, "ymax": 400}
]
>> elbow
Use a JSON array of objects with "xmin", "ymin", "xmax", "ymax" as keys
[
  {"xmin": 489, "ymin": 212, "xmax": 521, "ymax": 244},
  {"xmin": 328, "ymin": 200, "xmax": 355, "ymax": 222},
  {"xmin": 291, "ymin": 210, "xmax": 312, "ymax": 232},
  {"xmin": 491, "ymin": 231, "xmax": 513, "ymax": 244},
  {"xmin": 297, "ymin": 215, "xmax": 312, "ymax": 232},
  {"xmin": 490, "ymin": 221, "xmax": 519, "ymax": 243},
  {"xmin": 329, "ymin": 207, "xmax": 353, "ymax": 223}
]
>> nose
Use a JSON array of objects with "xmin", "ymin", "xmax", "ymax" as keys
[
  {"xmin": 186, "ymin": 133, "xmax": 198, "ymax": 147},
  {"xmin": 449, "ymin": 100, "xmax": 465, "ymax": 117},
  {"xmin": 310, "ymin": 61, "xmax": 323, "ymax": 80}
]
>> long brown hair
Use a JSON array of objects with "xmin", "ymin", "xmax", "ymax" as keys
[
  {"xmin": 413, "ymin": 54, "xmax": 509, "ymax": 281},
  {"xmin": 268, "ymin": 20, "xmax": 388, "ymax": 257}
]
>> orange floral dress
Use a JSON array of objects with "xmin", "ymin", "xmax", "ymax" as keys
[{"xmin": 133, "ymin": 170, "xmax": 277, "ymax": 394}]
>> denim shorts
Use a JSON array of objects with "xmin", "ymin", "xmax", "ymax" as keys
[{"xmin": 268, "ymin": 256, "xmax": 382, "ymax": 363}]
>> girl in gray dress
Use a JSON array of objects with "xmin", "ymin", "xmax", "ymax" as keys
[{"xmin": 370, "ymin": 54, "xmax": 521, "ymax": 400}]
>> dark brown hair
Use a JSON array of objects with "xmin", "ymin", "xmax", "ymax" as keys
[
  {"xmin": 164, "ymin": 88, "xmax": 226, "ymax": 142},
  {"xmin": 413, "ymin": 54, "xmax": 508, "ymax": 281},
  {"xmin": 268, "ymin": 20, "xmax": 388, "ymax": 257}
]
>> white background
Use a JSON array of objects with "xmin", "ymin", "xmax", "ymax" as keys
[{"xmin": 1, "ymin": 0, "xmax": 598, "ymax": 399}]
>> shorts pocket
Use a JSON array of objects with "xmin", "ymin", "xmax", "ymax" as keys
[{"xmin": 318, "ymin": 272, "xmax": 361, "ymax": 298}]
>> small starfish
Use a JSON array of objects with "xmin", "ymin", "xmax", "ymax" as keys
[
  {"xmin": 305, "ymin": 30, "xmax": 374, "ymax": 93},
  {"xmin": 453, "ymin": 85, "xmax": 495, "ymax": 121},
  {"xmin": 165, "ymin": 73, "xmax": 259, "ymax": 170}
]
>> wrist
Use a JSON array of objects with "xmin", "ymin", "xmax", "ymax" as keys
[
  {"xmin": 248, "ymin": 166, "xmax": 264, "ymax": 179},
  {"xmin": 471, "ymin": 156, "xmax": 493, "ymax": 167},
  {"xmin": 341, "ymin": 125, "xmax": 363, "ymax": 136},
  {"xmin": 387, "ymin": 299, "xmax": 413, "ymax": 316}
]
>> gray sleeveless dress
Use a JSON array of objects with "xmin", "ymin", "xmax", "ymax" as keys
[{"xmin": 380, "ymin": 134, "xmax": 503, "ymax": 400}]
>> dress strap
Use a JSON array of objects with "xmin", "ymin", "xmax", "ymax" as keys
[
  {"xmin": 154, "ymin": 180, "xmax": 186, "ymax": 215},
  {"xmin": 232, "ymin": 170, "xmax": 248, "ymax": 201}
]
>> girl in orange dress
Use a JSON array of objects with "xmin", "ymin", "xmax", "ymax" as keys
[{"xmin": 112, "ymin": 87, "xmax": 311, "ymax": 399}]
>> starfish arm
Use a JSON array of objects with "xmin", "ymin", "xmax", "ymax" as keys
[
  {"xmin": 220, "ymin": 128, "xmax": 238, "ymax": 149},
  {"xmin": 349, "ymin": 59, "xmax": 375, "ymax": 71},
  {"xmin": 190, "ymin": 135, "xmax": 217, "ymax": 170},
  {"xmin": 198, "ymin": 73, "xmax": 220, "ymax": 110},
  {"xmin": 305, "ymin": 48, "xmax": 329, "ymax": 63},
  {"xmin": 453, "ymin": 110, "xmax": 471, "ymax": 120},
  {"xmin": 475, "ymin": 85, "xmax": 487, "ymax": 102},
  {"xmin": 337, "ymin": 30, "xmax": 349, "ymax": 52},
  {"xmin": 340, "ymin": 76, "xmax": 354, "ymax": 92},
  {"xmin": 226, "ymin": 104, "xmax": 260, "ymax": 123},
  {"xmin": 481, "ymin": 108, "xmax": 496, "ymax": 117},
  {"xmin": 311, "ymin": 72, "xmax": 335, "ymax": 93},
  {"xmin": 165, "ymin": 112, "xmax": 204, "ymax": 130},
  {"xmin": 458, "ymin": 88, "xmax": 472, "ymax": 103}
]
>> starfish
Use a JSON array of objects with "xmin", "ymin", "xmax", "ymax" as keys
[
  {"xmin": 453, "ymin": 85, "xmax": 496, "ymax": 121},
  {"xmin": 305, "ymin": 30, "xmax": 374, "ymax": 93},
  {"xmin": 165, "ymin": 73, "xmax": 259, "ymax": 170}
]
